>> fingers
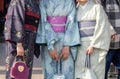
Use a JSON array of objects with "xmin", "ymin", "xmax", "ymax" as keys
[
  {"xmin": 17, "ymin": 49, "xmax": 24, "ymax": 56},
  {"xmin": 86, "ymin": 49, "xmax": 92, "ymax": 55},
  {"xmin": 49, "ymin": 46, "xmax": 70, "ymax": 61},
  {"xmin": 49, "ymin": 52, "xmax": 56, "ymax": 60},
  {"xmin": 111, "ymin": 34, "xmax": 118, "ymax": 40},
  {"xmin": 62, "ymin": 54, "xmax": 68, "ymax": 60},
  {"xmin": 51, "ymin": 53, "xmax": 55, "ymax": 60},
  {"xmin": 86, "ymin": 46, "xmax": 93, "ymax": 55},
  {"xmin": 17, "ymin": 44, "xmax": 24, "ymax": 56},
  {"xmin": 59, "ymin": 46, "xmax": 70, "ymax": 60},
  {"xmin": 54, "ymin": 51, "xmax": 59, "ymax": 61},
  {"xmin": 49, "ymin": 50, "xmax": 59, "ymax": 61},
  {"xmin": 59, "ymin": 52, "xmax": 63, "ymax": 60},
  {"xmin": 59, "ymin": 51, "xmax": 69, "ymax": 60},
  {"xmin": 86, "ymin": 49, "xmax": 89, "ymax": 54}
]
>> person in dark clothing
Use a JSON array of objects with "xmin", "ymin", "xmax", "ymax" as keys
[
  {"xmin": 0, "ymin": 0, "xmax": 6, "ymax": 37},
  {"xmin": 4, "ymin": 0, "xmax": 40, "ymax": 79}
]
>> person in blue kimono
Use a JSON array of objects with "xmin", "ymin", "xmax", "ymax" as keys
[
  {"xmin": 36, "ymin": 0, "xmax": 81, "ymax": 79},
  {"xmin": 4, "ymin": 0, "xmax": 40, "ymax": 79}
]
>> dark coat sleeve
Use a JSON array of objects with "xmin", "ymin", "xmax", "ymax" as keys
[{"xmin": 4, "ymin": 0, "xmax": 25, "ymax": 43}]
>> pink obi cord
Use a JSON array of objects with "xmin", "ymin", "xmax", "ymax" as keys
[{"xmin": 47, "ymin": 16, "xmax": 67, "ymax": 33}]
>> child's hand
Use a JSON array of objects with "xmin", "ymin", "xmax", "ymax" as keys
[
  {"xmin": 59, "ymin": 46, "xmax": 70, "ymax": 60},
  {"xmin": 86, "ymin": 46, "xmax": 93, "ymax": 55},
  {"xmin": 17, "ymin": 43, "xmax": 24, "ymax": 56},
  {"xmin": 49, "ymin": 49, "xmax": 59, "ymax": 61},
  {"xmin": 111, "ymin": 33, "xmax": 117, "ymax": 40}
]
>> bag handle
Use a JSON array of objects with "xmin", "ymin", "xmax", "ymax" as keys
[
  {"xmin": 56, "ymin": 59, "xmax": 62, "ymax": 74},
  {"xmin": 85, "ymin": 54, "xmax": 91, "ymax": 68},
  {"xmin": 16, "ymin": 56, "xmax": 24, "ymax": 61}
]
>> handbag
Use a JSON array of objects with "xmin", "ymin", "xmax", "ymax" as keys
[
  {"xmin": 10, "ymin": 56, "xmax": 29, "ymax": 79},
  {"xmin": 53, "ymin": 59, "xmax": 65, "ymax": 79},
  {"xmin": 81, "ymin": 54, "xmax": 97, "ymax": 79}
]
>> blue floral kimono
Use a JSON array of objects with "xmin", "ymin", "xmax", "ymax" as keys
[{"xmin": 36, "ymin": 0, "xmax": 80, "ymax": 79}]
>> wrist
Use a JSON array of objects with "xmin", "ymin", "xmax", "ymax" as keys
[
  {"xmin": 63, "ymin": 46, "xmax": 69, "ymax": 49},
  {"xmin": 17, "ymin": 43, "xmax": 22, "ymax": 47},
  {"xmin": 48, "ymin": 45, "xmax": 54, "ymax": 51}
]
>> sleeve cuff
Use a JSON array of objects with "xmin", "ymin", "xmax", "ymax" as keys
[
  {"xmin": 47, "ymin": 39, "xmax": 55, "ymax": 50},
  {"xmin": 11, "ymin": 31, "xmax": 23, "ymax": 43},
  {"xmin": 48, "ymin": 45, "xmax": 54, "ymax": 50}
]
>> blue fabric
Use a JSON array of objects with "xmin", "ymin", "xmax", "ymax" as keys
[
  {"xmin": 36, "ymin": 0, "xmax": 81, "ymax": 48},
  {"xmin": 36, "ymin": 0, "xmax": 81, "ymax": 79},
  {"xmin": 105, "ymin": 49, "xmax": 120, "ymax": 79}
]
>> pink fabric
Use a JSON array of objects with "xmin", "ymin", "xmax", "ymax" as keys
[
  {"xmin": 52, "ymin": 26, "xmax": 65, "ymax": 33},
  {"xmin": 47, "ymin": 16, "xmax": 67, "ymax": 33}
]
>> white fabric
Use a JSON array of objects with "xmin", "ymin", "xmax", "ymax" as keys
[
  {"xmin": 81, "ymin": 68, "xmax": 97, "ymax": 79},
  {"xmin": 75, "ymin": 1, "xmax": 111, "ymax": 79}
]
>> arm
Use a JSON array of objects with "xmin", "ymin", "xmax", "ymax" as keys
[
  {"xmin": 90, "ymin": 5, "xmax": 111, "ymax": 51},
  {"xmin": 98, "ymin": 0, "xmax": 116, "ymax": 36},
  {"xmin": 4, "ymin": 0, "xmax": 25, "ymax": 43},
  {"xmin": 36, "ymin": 0, "xmax": 59, "ymax": 60},
  {"xmin": 4, "ymin": 0, "xmax": 25, "ymax": 55},
  {"xmin": 63, "ymin": 1, "xmax": 81, "ymax": 46},
  {"xmin": 36, "ymin": 0, "xmax": 58, "ymax": 50},
  {"xmin": 60, "ymin": 1, "xmax": 81, "ymax": 60}
]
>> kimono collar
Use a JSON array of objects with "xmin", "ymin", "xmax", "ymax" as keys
[{"xmin": 76, "ymin": 0, "xmax": 90, "ymax": 9}]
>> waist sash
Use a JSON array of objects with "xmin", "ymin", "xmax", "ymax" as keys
[
  {"xmin": 47, "ymin": 16, "xmax": 67, "ymax": 33},
  {"xmin": 78, "ymin": 20, "xmax": 96, "ymax": 37},
  {"xmin": 25, "ymin": 11, "xmax": 40, "ymax": 31}
]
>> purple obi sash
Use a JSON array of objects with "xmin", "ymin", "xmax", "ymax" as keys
[
  {"xmin": 47, "ymin": 16, "xmax": 67, "ymax": 33},
  {"xmin": 78, "ymin": 20, "xmax": 96, "ymax": 37}
]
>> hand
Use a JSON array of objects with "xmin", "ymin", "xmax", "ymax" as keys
[
  {"xmin": 17, "ymin": 43, "xmax": 24, "ymax": 56},
  {"xmin": 111, "ymin": 34, "xmax": 117, "ymax": 40},
  {"xmin": 59, "ymin": 46, "xmax": 70, "ymax": 60},
  {"xmin": 86, "ymin": 46, "xmax": 93, "ymax": 55},
  {"xmin": 49, "ymin": 49, "xmax": 59, "ymax": 61}
]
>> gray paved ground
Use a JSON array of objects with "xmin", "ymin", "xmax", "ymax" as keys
[{"xmin": 0, "ymin": 43, "xmax": 44, "ymax": 79}]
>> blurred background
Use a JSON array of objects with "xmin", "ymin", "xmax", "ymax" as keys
[{"xmin": 0, "ymin": 0, "xmax": 7, "ymax": 38}]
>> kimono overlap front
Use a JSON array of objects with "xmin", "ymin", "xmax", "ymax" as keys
[{"xmin": 36, "ymin": 0, "xmax": 81, "ymax": 79}]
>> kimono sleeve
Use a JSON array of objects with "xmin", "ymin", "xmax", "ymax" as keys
[
  {"xmin": 98, "ymin": 1, "xmax": 116, "ymax": 35},
  {"xmin": 63, "ymin": 1, "xmax": 81, "ymax": 46},
  {"xmin": 36, "ymin": 0, "xmax": 46, "ymax": 44},
  {"xmin": 4, "ymin": 0, "xmax": 25, "ymax": 43},
  {"xmin": 36, "ymin": 0, "xmax": 58, "ymax": 50},
  {"xmin": 90, "ymin": 5, "xmax": 111, "ymax": 51}
]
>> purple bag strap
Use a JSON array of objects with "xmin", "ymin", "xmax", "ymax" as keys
[{"xmin": 85, "ymin": 54, "xmax": 91, "ymax": 68}]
